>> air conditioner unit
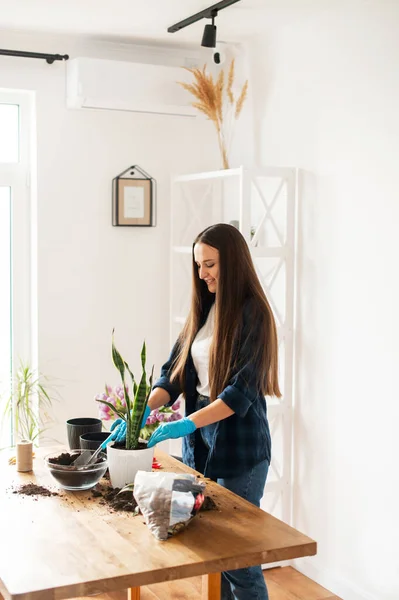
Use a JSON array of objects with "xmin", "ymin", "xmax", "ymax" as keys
[{"xmin": 66, "ymin": 57, "xmax": 197, "ymax": 117}]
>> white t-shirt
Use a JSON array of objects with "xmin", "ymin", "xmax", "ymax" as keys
[{"xmin": 191, "ymin": 304, "xmax": 215, "ymax": 396}]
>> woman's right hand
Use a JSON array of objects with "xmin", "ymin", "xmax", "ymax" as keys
[
  {"xmin": 103, "ymin": 405, "xmax": 152, "ymax": 447},
  {"xmin": 101, "ymin": 418, "xmax": 126, "ymax": 449}
]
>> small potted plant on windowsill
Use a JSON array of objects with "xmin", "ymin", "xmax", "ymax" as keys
[
  {"xmin": 96, "ymin": 334, "xmax": 154, "ymax": 488},
  {"xmin": 2, "ymin": 361, "xmax": 55, "ymax": 471}
]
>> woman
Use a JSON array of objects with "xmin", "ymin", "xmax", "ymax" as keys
[{"xmin": 145, "ymin": 223, "xmax": 281, "ymax": 600}]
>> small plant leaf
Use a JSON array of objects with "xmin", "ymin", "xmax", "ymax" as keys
[
  {"xmin": 141, "ymin": 341, "xmax": 146, "ymax": 371},
  {"xmin": 124, "ymin": 361, "xmax": 136, "ymax": 395},
  {"xmin": 130, "ymin": 371, "xmax": 148, "ymax": 449},
  {"xmin": 119, "ymin": 483, "xmax": 134, "ymax": 494},
  {"xmin": 149, "ymin": 364, "xmax": 154, "ymax": 390},
  {"xmin": 96, "ymin": 399, "xmax": 126, "ymax": 421},
  {"xmin": 112, "ymin": 332, "xmax": 126, "ymax": 382}
]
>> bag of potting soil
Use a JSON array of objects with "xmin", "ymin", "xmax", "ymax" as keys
[{"xmin": 133, "ymin": 471, "xmax": 206, "ymax": 541}]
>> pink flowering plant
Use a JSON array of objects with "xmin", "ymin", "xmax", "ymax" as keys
[
  {"xmin": 139, "ymin": 399, "xmax": 183, "ymax": 441},
  {"xmin": 95, "ymin": 384, "xmax": 128, "ymax": 423}
]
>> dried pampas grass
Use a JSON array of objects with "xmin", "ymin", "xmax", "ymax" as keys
[{"xmin": 178, "ymin": 59, "xmax": 248, "ymax": 169}]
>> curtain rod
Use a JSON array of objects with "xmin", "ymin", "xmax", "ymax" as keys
[{"xmin": 0, "ymin": 49, "xmax": 69, "ymax": 64}]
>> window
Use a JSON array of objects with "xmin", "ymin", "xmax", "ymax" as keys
[
  {"xmin": 0, "ymin": 91, "xmax": 34, "ymax": 448},
  {"xmin": 0, "ymin": 186, "xmax": 12, "ymax": 447},
  {"xmin": 0, "ymin": 104, "xmax": 19, "ymax": 163}
]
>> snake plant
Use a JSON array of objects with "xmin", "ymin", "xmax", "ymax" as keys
[{"xmin": 96, "ymin": 333, "xmax": 154, "ymax": 450}]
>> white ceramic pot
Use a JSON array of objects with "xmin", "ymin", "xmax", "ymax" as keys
[{"xmin": 107, "ymin": 443, "xmax": 154, "ymax": 489}]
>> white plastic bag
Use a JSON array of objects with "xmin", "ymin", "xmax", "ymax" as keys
[{"xmin": 133, "ymin": 471, "xmax": 206, "ymax": 541}]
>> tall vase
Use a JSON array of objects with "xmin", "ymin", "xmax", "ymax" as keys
[
  {"xmin": 217, "ymin": 128, "xmax": 229, "ymax": 170},
  {"xmin": 216, "ymin": 105, "xmax": 236, "ymax": 170}
]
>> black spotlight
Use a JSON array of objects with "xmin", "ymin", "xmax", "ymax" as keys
[{"xmin": 201, "ymin": 10, "xmax": 217, "ymax": 48}]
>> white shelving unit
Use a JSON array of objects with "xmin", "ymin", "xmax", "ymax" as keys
[{"xmin": 170, "ymin": 166, "xmax": 297, "ymax": 526}]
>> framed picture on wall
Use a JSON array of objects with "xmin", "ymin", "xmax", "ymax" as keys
[{"xmin": 112, "ymin": 165, "xmax": 156, "ymax": 227}]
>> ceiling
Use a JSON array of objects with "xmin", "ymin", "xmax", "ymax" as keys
[{"xmin": 0, "ymin": 0, "xmax": 330, "ymax": 45}]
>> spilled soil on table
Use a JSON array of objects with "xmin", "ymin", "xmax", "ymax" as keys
[
  {"xmin": 12, "ymin": 483, "xmax": 59, "ymax": 497},
  {"xmin": 201, "ymin": 496, "xmax": 218, "ymax": 511},
  {"xmin": 92, "ymin": 484, "xmax": 138, "ymax": 512}
]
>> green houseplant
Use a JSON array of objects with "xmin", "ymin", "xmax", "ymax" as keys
[
  {"xmin": 96, "ymin": 334, "xmax": 153, "ymax": 449},
  {"xmin": 96, "ymin": 334, "xmax": 155, "ymax": 488},
  {"xmin": 3, "ymin": 361, "xmax": 54, "ymax": 446}
]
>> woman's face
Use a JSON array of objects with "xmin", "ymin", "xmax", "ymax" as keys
[{"xmin": 194, "ymin": 242, "xmax": 219, "ymax": 294}]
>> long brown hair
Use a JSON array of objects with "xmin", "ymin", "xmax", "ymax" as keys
[{"xmin": 171, "ymin": 223, "xmax": 281, "ymax": 400}]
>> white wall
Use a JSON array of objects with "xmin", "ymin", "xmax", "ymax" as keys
[
  {"xmin": 0, "ymin": 31, "xmax": 218, "ymax": 444},
  {"xmin": 249, "ymin": 1, "xmax": 399, "ymax": 599}
]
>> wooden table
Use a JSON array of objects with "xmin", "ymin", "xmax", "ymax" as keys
[{"xmin": 0, "ymin": 449, "xmax": 316, "ymax": 600}]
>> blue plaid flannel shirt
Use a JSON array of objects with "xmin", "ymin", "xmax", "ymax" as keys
[{"xmin": 152, "ymin": 299, "xmax": 272, "ymax": 479}]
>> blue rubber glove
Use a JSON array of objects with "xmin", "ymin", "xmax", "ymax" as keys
[
  {"xmin": 141, "ymin": 405, "xmax": 151, "ymax": 430},
  {"xmin": 101, "ymin": 405, "xmax": 151, "ymax": 449},
  {"xmin": 147, "ymin": 418, "xmax": 197, "ymax": 448}
]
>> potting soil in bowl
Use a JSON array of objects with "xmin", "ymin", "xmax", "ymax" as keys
[{"xmin": 46, "ymin": 451, "xmax": 107, "ymax": 490}]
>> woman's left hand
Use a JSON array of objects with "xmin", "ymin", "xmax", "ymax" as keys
[{"xmin": 147, "ymin": 418, "xmax": 197, "ymax": 448}]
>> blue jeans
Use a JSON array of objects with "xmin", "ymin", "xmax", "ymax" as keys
[{"xmin": 196, "ymin": 395, "xmax": 270, "ymax": 600}]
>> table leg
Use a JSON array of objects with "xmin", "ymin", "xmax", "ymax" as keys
[
  {"xmin": 127, "ymin": 587, "xmax": 140, "ymax": 600},
  {"xmin": 202, "ymin": 573, "xmax": 221, "ymax": 600}
]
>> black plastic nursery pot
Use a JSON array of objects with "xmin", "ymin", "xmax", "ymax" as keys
[
  {"xmin": 80, "ymin": 431, "xmax": 110, "ymax": 451},
  {"xmin": 66, "ymin": 418, "xmax": 102, "ymax": 450}
]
